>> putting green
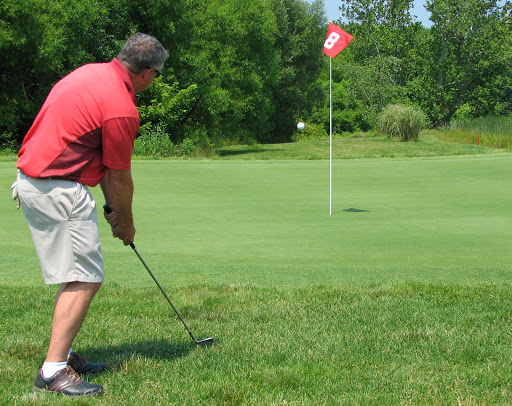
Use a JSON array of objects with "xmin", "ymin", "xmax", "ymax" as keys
[{"xmin": 1, "ymin": 154, "xmax": 511, "ymax": 287}]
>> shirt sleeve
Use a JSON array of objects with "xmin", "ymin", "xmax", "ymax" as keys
[{"xmin": 102, "ymin": 117, "xmax": 139, "ymax": 170}]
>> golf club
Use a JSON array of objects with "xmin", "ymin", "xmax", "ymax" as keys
[{"xmin": 103, "ymin": 204, "xmax": 213, "ymax": 345}]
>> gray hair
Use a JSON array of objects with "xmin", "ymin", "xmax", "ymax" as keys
[{"xmin": 117, "ymin": 33, "xmax": 168, "ymax": 74}]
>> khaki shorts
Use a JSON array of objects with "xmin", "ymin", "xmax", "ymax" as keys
[{"xmin": 17, "ymin": 170, "xmax": 104, "ymax": 284}]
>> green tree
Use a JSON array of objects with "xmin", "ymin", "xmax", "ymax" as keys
[
  {"xmin": 0, "ymin": 0, "xmax": 43, "ymax": 144},
  {"xmin": 181, "ymin": 0, "xmax": 280, "ymax": 144},
  {"xmin": 328, "ymin": 0, "xmax": 424, "ymax": 133},
  {"xmin": 267, "ymin": 0, "xmax": 327, "ymax": 142},
  {"xmin": 340, "ymin": 0, "xmax": 420, "ymax": 64},
  {"xmin": 413, "ymin": 0, "xmax": 512, "ymax": 124},
  {"xmin": 1, "ymin": 0, "xmax": 330, "ymax": 148},
  {"xmin": 0, "ymin": 0, "xmax": 129, "ymax": 146}
]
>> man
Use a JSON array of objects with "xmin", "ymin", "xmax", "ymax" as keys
[{"xmin": 14, "ymin": 33, "xmax": 168, "ymax": 396}]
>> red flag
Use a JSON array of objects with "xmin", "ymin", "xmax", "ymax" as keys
[{"xmin": 323, "ymin": 22, "xmax": 354, "ymax": 58}]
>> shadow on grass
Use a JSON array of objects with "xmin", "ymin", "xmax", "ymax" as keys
[
  {"xmin": 216, "ymin": 148, "xmax": 275, "ymax": 157},
  {"xmin": 343, "ymin": 208, "xmax": 371, "ymax": 213},
  {"xmin": 83, "ymin": 340, "xmax": 196, "ymax": 370}
]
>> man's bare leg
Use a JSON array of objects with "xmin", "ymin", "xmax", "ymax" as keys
[
  {"xmin": 34, "ymin": 282, "xmax": 104, "ymax": 396},
  {"xmin": 45, "ymin": 281, "xmax": 101, "ymax": 362}
]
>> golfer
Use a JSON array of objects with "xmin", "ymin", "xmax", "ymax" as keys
[{"xmin": 14, "ymin": 33, "xmax": 168, "ymax": 396}]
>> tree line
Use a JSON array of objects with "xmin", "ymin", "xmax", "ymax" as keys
[
  {"xmin": 1, "ymin": 0, "xmax": 511, "ymax": 151},
  {"xmin": 333, "ymin": 0, "xmax": 512, "ymax": 134}
]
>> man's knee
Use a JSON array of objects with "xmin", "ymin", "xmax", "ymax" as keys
[{"xmin": 65, "ymin": 281, "xmax": 102, "ymax": 297}]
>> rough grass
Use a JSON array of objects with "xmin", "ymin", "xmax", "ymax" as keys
[
  {"xmin": 2, "ymin": 283, "xmax": 512, "ymax": 405},
  {"xmin": 438, "ymin": 116, "xmax": 512, "ymax": 149}
]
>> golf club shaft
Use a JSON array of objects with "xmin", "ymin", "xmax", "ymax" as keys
[
  {"xmin": 129, "ymin": 242, "xmax": 197, "ymax": 341},
  {"xmin": 103, "ymin": 203, "xmax": 212, "ymax": 344}
]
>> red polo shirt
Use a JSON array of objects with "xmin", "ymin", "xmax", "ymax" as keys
[{"xmin": 17, "ymin": 58, "xmax": 139, "ymax": 187}]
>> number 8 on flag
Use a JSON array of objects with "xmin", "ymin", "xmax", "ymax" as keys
[{"xmin": 323, "ymin": 22, "xmax": 354, "ymax": 58}]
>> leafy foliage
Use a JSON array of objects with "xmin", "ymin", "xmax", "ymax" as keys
[
  {"xmin": 133, "ymin": 124, "xmax": 175, "ymax": 157},
  {"xmin": 339, "ymin": 0, "xmax": 512, "ymax": 128},
  {"xmin": 138, "ymin": 80, "xmax": 200, "ymax": 144},
  {"xmin": 0, "ymin": 0, "xmax": 44, "ymax": 139},
  {"xmin": 290, "ymin": 122, "xmax": 328, "ymax": 141},
  {"xmin": 0, "ymin": 0, "xmax": 128, "ymax": 143},
  {"xmin": 0, "ymin": 0, "xmax": 327, "ymax": 151},
  {"xmin": 266, "ymin": 0, "xmax": 327, "ymax": 143},
  {"xmin": 412, "ymin": 0, "xmax": 512, "ymax": 125},
  {"xmin": 1, "ymin": 0, "xmax": 511, "ymax": 151}
]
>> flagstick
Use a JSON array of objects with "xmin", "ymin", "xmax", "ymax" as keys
[
  {"xmin": 324, "ymin": 21, "xmax": 353, "ymax": 216},
  {"xmin": 329, "ymin": 56, "xmax": 333, "ymax": 216}
]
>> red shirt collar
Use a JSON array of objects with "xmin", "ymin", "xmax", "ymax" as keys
[{"xmin": 110, "ymin": 58, "xmax": 137, "ymax": 105}]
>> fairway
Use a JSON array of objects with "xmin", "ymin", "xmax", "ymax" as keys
[{"xmin": 1, "ymin": 153, "xmax": 512, "ymax": 405}]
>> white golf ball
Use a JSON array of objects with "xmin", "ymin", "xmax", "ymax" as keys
[{"xmin": 297, "ymin": 122, "xmax": 305, "ymax": 130}]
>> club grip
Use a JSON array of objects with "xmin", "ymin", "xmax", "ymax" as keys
[
  {"xmin": 103, "ymin": 203, "xmax": 113, "ymax": 214},
  {"xmin": 104, "ymin": 203, "xmax": 136, "ymax": 249}
]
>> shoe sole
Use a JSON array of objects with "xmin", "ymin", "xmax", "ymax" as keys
[{"xmin": 33, "ymin": 386, "xmax": 102, "ymax": 397}]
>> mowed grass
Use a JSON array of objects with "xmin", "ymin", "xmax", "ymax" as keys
[{"xmin": 1, "ymin": 137, "xmax": 512, "ymax": 405}]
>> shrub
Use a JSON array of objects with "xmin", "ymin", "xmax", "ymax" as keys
[
  {"xmin": 176, "ymin": 126, "xmax": 215, "ymax": 157},
  {"xmin": 291, "ymin": 122, "xmax": 328, "ymax": 142},
  {"xmin": 133, "ymin": 124, "xmax": 175, "ymax": 157},
  {"xmin": 378, "ymin": 104, "xmax": 427, "ymax": 142},
  {"xmin": 0, "ymin": 132, "xmax": 19, "ymax": 155}
]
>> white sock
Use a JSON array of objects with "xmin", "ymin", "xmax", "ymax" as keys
[
  {"xmin": 42, "ymin": 361, "xmax": 68, "ymax": 378},
  {"xmin": 67, "ymin": 347, "xmax": 73, "ymax": 360}
]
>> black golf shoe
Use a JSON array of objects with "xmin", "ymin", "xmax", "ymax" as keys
[
  {"xmin": 33, "ymin": 366, "xmax": 103, "ymax": 396},
  {"xmin": 68, "ymin": 352, "xmax": 107, "ymax": 375}
]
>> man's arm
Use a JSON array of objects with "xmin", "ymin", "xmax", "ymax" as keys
[{"xmin": 100, "ymin": 168, "xmax": 135, "ymax": 245}]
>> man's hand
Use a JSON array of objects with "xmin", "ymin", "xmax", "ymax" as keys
[
  {"xmin": 103, "ymin": 204, "xmax": 135, "ymax": 246},
  {"xmin": 112, "ymin": 223, "xmax": 136, "ymax": 246},
  {"xmin": 104, "ymin": 205, "xmax": 118, "ymax": 230}
]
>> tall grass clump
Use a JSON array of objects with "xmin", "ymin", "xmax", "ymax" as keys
[
  {"xmin": 378, "ymin": 104, "xmax": 427, "ymax": 142},
  {"xmin": 440, "ymin": 115, "xmax": 512, "ymax": 148},
  {"xmin": 452, "ymin": 115, "xmax": 512, "ymax": 135}
]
